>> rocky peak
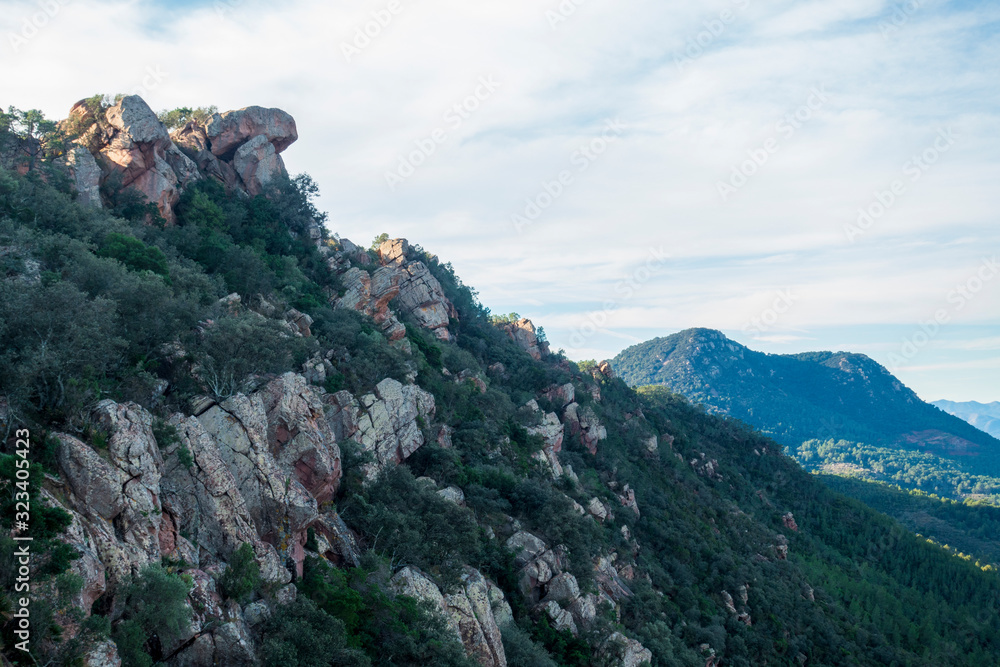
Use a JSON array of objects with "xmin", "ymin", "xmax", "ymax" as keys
[{"xmin": 59, "ymin": 96, "xmax": 298, "ymax": 222}]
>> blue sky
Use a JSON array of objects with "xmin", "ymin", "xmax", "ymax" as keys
[{"xmin": 2, "ymin": 0, "xmax": 998, "ymax": 402}]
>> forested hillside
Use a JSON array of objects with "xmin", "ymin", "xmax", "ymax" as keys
[{"xmin": 2, "ymin": 100, "xmax": 1000, "ymax": 667}]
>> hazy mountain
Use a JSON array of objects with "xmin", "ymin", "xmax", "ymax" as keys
[{"xmin": 933, "ymin": 400, "xmax": 1000, "ymax": 439}]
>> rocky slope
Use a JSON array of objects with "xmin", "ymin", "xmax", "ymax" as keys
[{"xmin": 4, "ymin": 99, "xmax": 1000, "ymax": 667}]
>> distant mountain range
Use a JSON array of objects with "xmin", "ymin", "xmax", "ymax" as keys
[
  {"xmin": 934, "ymin": 400, "xmax": 1000, "ymax": 439},
  {"xmin": 613, "ymin": 328, "xmax": 998, "ymax": 460}
]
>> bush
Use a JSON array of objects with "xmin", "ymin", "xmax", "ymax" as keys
[
  {"xmin": 113, "ymin": 566, "xmax": 192, "ymax": 664},
  {"xmin": 219, "ymin": 543, "xmax": 261, "ymax": 604},
  {"xmin": 97, "ymin": 232, "xmax": 170, "ymax": 276},
  {"xmin": 260, "ymin": 597, "xmax": 369, "ymax": 667}
]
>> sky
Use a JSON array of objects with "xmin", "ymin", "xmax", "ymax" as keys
[{"xmin": 1, "ymin": 0, "xmax": 998, "ymax": 402}]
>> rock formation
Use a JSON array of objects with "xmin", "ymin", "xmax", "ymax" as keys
[{"xmin": 59, "ymin": 96, "xmax": 298, "ymax": 222}]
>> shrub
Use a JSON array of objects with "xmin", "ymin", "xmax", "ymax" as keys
[
  {"xmin": 113, "ymin": 565, "xmax": 192, "ymax": 663},
  {"xmin": 219, "ymin": 543, "xmax": 261, "ymax": 604},
  {"xmin": 260, "ymin": 597, "xmax": 369, "ymax": 667}
]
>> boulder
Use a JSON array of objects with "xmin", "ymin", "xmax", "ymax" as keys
[
  {"xmin": 542, "ymin": 572, "xmax": 580, "ymax": 605},
  {"xmin": 394, "ymin": 260, "xmax": 456, "ymax": 342},
  {"xmin": 204, "ymin": 106, "xmax": 298, "ymax": 159},
  {"xmin": 82, "ymin": 640, "xmax": 121, "ymax": 667},
  {"xmin": 233, "ymin": 134, "xmax": 285, "ymax": 195},
  {"xmin": 354, "ymin": 378, "xmax": 436, "ymax": 473},
  {"xmin": 311, "ymin": 511, "xmax": 362, "ymax": 568},
  {"xmin": 100, "ymin": 95, "xmax": 200, "ymax": 222},
  {"xmin": 541, "ymin": 600, "xmax": 577, "ymax": 635},
  {"xmin": 497, "ymin": 318, "xmax": 547, "ymax": 360}
]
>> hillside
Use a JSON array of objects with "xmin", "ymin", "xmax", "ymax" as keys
[
  {"xmin": 2, "ymin": 98, "xmax": 1000, "ymax": 667},
  {"xmin": 934, "ymin": 400, "xmax": 1000, "ymax": 439}
]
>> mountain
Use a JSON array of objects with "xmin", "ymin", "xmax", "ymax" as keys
[
  {"xmin": 613, "ymin": 328, "xmax": 1000, "ymax": 464},
  {"xmin": 3, "ymin": 98, "xmax": 1000, "ymax": 667},
  {"xmin": 934, "ymin": 400, "xmax": 1000, "ymax": 439}
]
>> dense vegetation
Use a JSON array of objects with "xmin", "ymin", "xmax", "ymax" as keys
[{"xmin": 2, "ymin": 107, "xmax": 1000, "ymax": 666}]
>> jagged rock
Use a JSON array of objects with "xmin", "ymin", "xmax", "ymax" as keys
[
  {"xmin": 594, "ymin": 555, "xmax": 633, "ymax": 604},
  {"xmin": 488, "ymin": 362, "xmax": 507, "ymax": 377},
  {"xmin": 197, "ymin": 393, "xmax": 318, "ymax": 577},
  {"xmin": 99, "ymin": 96, "xmax": 200, "ymax": 222},
  {"xmin": 283, "ymin": 309, "xmax": 314, "ymax": 337},
  {"xmin": 82, "ymin": 640, "xmax": 121, "ymax": 667},
  {"xmin": 445, "ymin": 569, "xmax": 508, "ymax": 667},
  {"xmin": 597, "ymin": 360, "xmax": 616, "ymax": 379},
  {"xmin": 569, "ymin": 593, "xmax": 598, "ymax": 630},
  {"xmin": 738, "ymin": 583, "xmax": 749, "ymax": 605},
  {"xmin": 721, "ymin": 590, "xmax": 737, "ymax": 615},
  {"xmin": 260, "ymin": 373, "xmax": 341, "ymax": 504},
  {"xmin": 544, "ymin": 383, "xmax": 576, "ymax": 408},
  {"xmin": 233, "ymin": 133, "xmax": 284, "ymax": 195},
  {"xmin": 55, "ymin": 401, "xmax": 166, "ymax": 586},
  {"xmin": 204, "ymin": 106, "xmax": 298, "ymax": 159},
  {"xmin": 599, "ymin": 632, "xmax": 652, "ymax": 667},
  {"xmin": 587, "ymin": 497, "xmax": 611, "ymax": 522},
  {"xmin": 335, "ymin": 266, "xmax": 407, "ymax": 341},
  {"xmin": 63, "ymin": 145, "xmax": 102, "ymax": 207},
  {"xmin": 618, "ymin": 484, "xmax": 640, "ymax": 517},
  {"xmin": 541, "ymin": 600, "xmax": 577, "ymax": 635},
  {"xmin": 162, "ymin": 414, "xmax": 289, "ymax": 584},
  {"xmin": 394, "ymin": 260, "xmax": 456, "ymax": 342},
  {"xmin": 497, "ymin": 318, "xmax": 548, "ymax": 360},
  {"xmin": 782, "ymin": 512, "xmax": 799, "ymax": 532},
  {"xmin": 506, "ymin": 531, "xmax": 548, "ymax": 569},
  {"xmin": 643, "ymin": 436, "xmax": 658, "ymax": 453},
  {"xmin": 438, "ymin": 486, "xmax": 466, "ymax": 505},
  {"xmin": 40, "ymin": 490, "xmax": 106, "ymax": 615},
  {"xmin": 355, "ymin": 378, "xmax": 436, "ymax": 473},
  {"xmin": 543, "ymin": 572, "xmax": 580, "ymax": 604},
  {"xmin": 392, "ymin": 566, "xmax": 509, "ymax": 666},
  {"xmin": 435, "ymin": 424, "xmax": 455, "ymax": 448},
  {"xmin": 243, "ymin": 601, "xmax": 270, "ymax": 627},
  {"xmin": 564, "ymin": 404, "xmax": 607, "ymax": 455},
  {"xmin": 314, "ymin": 511, "xmax": 362, "ymax": 567},
  {"xmin": 528, "ymin": 411, "xmax": 564, "ymax": 478},
  {"xmin": 377, "ymin": 237, "xmax": 410, "ymax": 266},
  {"xmin": 776, "ymin": 534, "xmax": 789, "ymax": 560}
]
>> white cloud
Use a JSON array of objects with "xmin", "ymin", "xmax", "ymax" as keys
[{"xmin": 1, "ymin": 0, "xmax": 997, "ymax": 400}]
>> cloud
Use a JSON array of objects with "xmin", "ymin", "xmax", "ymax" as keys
[{"xmin": 1, "ymin": 0, "xmax": 997, "ymax": 400}]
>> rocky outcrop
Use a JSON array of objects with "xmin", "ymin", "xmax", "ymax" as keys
[
  {"xmin": 390, "ymin": 566, "xmax": 509, "ymax": 667},
  {"xmin": 379, "ymin": 239, "xmax": 457, "ymax": 342},
  {"xmin": 63, "ymin": 145, "xmax": 102, "ymax": 207},
  {"xmin": 311, "ymin": 511, "xmax": 362, "ymax": 568},
  {"xmin": 57, "ymin": 97, "xmax": 298, "ymax": 222},
  {"xmin": 497, "ymin": 318, "xmax": 548, "ymax": 360},
  {"xmin": 782, "ymin": 512, "xmax": 799, "ymax": 532},
  {"xmin": 598, "ymin": 632, "xmax": 653, "ymax": 667},
  {"xmin": 197, "ymin": 393, "xmax": 318, "ymax": 577},
  {"xmin": 563, "ymin": 403, "xmax": 607, "ymax": 455},
  {"xmin": 336, "ymin": 266, "xmax": 407, "ymax": 341},
  {"xmin": 526, "ymin": 404, "xmax": 565, "ymax": 479},
  {"xmin": 162, "ymin": 414, "xmax": 288, "ymax": 584},
  {"xmin": 259, "ymin": 373, "xmax": 341, "ymax": 503},
  {"xmin": 79, "ymin": 96, "xmax": 200, "ymax": 222},
  {"xmin": 55, "ymin": 401, "xmax": 165, "ymax": 587}
]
